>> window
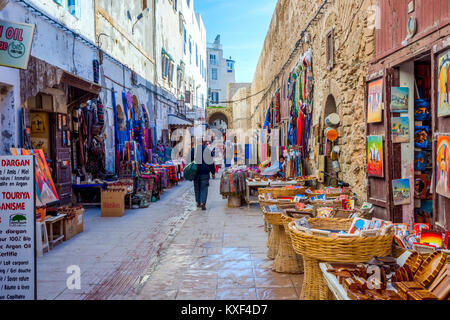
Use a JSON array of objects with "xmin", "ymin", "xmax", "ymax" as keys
[
  {"xmin": 195, "ymin": 44, "xmax": 198, "ymax": 67},
  {"xmin": 163, "ymin": 57, "xmax": 169, "ymax": 79},
  {"xmin": 226, "ymin": 60, "xmax": 234, "ymax": 73},
  {"xmin": 212, "ymin": 92, "xmax": 219, "ymax": 104},
  {"xmin": 183, "ymin": 28, "xmax": 186, "ymax": 54},
  {"xmin": 177, "ymin": 69, "xmax": 183, "ymax": 90},
  {"xmin": 209, "ymin": 54, "xmax": 216, "ymax": 66},
  {"xmin": 168, "ymin": 62, "xmax": 174, "ymax": 84},
  {"xmin": 326, "ymin": 29, "xmax": 334, "ymax": 70},
  {"xmin": 67, "ymin": 0, "xmax": 81, "ymax": 18},
  {"xmin": 54, "ymin": 0, "xmax": 80, "ymax": 18},
  {"xmin": 211, "ymin": 68, "xmax": 218, "ymax": 81},
  {"xmin": 209, "ymin": 91, "xmax": 219, "ymax": 104},
  {"xmin": 189, "ymin": 39, "xmax": 192, "ymax": 64}
]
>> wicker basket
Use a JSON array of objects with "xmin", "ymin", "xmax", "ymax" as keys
[
  {"xmin": 263, "ymin": 210, "xmax": 283, "ymax": 226},
  {"xmin": 288, "ymin": 219, "xmax": 394, "ymax": 300},
  {"xmin": 228, "ymin": 195, "xmax": 242, "ymax": 208},
  {"xmin": 272, "ymin": 224, "xmax": 304, "ymax": 274},
  {"xmin": 258, "ymin": 187, "xmax": 306, "ymax": 198}
]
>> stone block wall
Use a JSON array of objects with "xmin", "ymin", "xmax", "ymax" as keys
[{"xmin": 246, "ymin": 0, "xmax": 377, "ymax": 201}]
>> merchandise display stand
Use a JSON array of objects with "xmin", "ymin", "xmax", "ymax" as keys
[
  {"xmin": 319, "ymin": 251, "xmax": 412, "ymax": 300},
  {"xmin": 287, "ymin": 219, "xmax": 394, "ymax": 300},
  {"xmin": 45, "ymin": 214, "xmax": 66, "ymax": 249}
]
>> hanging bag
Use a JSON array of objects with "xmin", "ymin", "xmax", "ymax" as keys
[{"xmin": 183, "ymin": 161, "xmax": 198, "ymax": 181}]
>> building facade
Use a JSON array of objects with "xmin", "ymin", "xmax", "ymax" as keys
[
  {"xmin": 239, "ymin": 0, "xmax": 376, "ymax": 201},
  {"xmin": 207, "ymin": 35, "xmax": 235, "ymax": 106},
  {"xmin": 0, "ymin": 0, "xmax": 206, "ymax": 204},
  {"xmin": 366, "ymin": 0, "xmax": 450, "ymax": 230}
]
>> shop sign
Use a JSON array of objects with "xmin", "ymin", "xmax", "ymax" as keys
[
  {"xmin": 0, "ymin": 156, "xmax": 36, "ymax": 300},
  {"xmin": 0, "ymin": 19, "xmax": 35, "ymax": 70}
]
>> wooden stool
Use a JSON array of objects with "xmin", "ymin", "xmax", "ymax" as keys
[{"xmin": 45, "ymin": 214, "xmax": 66, "ymax": 249}]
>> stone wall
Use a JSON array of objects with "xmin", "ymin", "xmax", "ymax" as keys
[{"xmin": 246, "ymin": 0, "xmax": 376, "ymax": 201}]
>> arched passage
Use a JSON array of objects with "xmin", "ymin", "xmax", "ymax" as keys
[
  {"xmin": 324, "ymin": 94, "xmax": 337, "ymax": 119},
  {"xmin": 208, "ymin": 111, "xmax": 229, "ymax": 132}
]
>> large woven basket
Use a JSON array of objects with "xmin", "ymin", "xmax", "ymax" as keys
[
  {"xmin": 263, "ymin": 210, "xmax": 283, "ymax": 226},
  {"xmin": 281, "ymin": 211, "xmax": 314, "ymax": 235},
  {"xmin": 258, "ymin": 187, "xmax": 306, "ymax": 198},
  {"xmin": 287, "ymin": 218, "xmax": 393, "ymax": 300},
  {"xmin": 288, "ymin": 219, "xmax": 393, "ymax": 262}
]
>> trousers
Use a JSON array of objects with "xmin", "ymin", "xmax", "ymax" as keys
[{"xmin": 194, "ymin": 174, "xmax": 210, "ymax": 205}]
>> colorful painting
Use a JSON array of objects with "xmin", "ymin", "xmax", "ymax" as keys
[
  {"xmin": 392, "ymin": 178, "xmax": 411, "ymax": 206},
  {"xmin": 368, "ymin": 79, "xmax": 383, "ymax": 123},
  {"xmin": 414, "ymin": 174, "xmax": 428, "ymax": 199},
  {"xmin": 414, "ymin": 151, "xmax": 427, "ymax": 171},
  {"xmin": 391, "ymin": 87, "xmax": 409, "ymax": 112},
  {"xmin": 391, "ymin": 117, "xmax": 410, "ymax": 143},
  {"xmin": 438, "ymin": 51, "xmax": 450, "ymax": 117},
  {"xmin": 414, "ymin": 126, "xmax": 429, "ymax": 149},
  {"xmin": 417, "ymin": 200, "xmax": 433, "ymax": 216},
  {"xmin": 415, "ymin": 99, "xmax": 431, "ymax": 121},
  {"xmin": 367, "ymin": 135, "xmax": 384, "ymax": 177},
  {"xmin": 10, "ymin": 148, "xmax": 59, "ymax": 206},
  {"xmin": 436, "ymin": 136, "xmax": 450, "ymax": 199}
]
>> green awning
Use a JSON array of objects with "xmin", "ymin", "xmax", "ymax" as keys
[{"xmin": 161, "ymin": 48, "xmax": 174, "ymax": 62}]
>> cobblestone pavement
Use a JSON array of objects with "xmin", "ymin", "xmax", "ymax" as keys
[
  {"xmin": 134, "ymin": 178, "xmax": 304, "ymax": 300},
  {"xmin": 37, "ymin": 181, "xmax": 197, "ymax": 300}
]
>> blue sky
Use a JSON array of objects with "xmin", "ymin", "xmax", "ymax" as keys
[{"xmin": 195, "ymin": 0, "xmax": 277, "ymax": 83}]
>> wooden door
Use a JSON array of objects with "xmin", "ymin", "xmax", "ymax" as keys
[
  {"xmin": 51, "ymin": 113, "xmax": 72, "ymax": 205},
  {"xmin": 432, "ymin": 48, "xmax": 450, "ymax": 231},
  {"xmin": 366, "ymin": 69, "xmax": 395, "ymax": 221}
]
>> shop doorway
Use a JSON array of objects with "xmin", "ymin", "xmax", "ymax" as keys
[
  {"xmin": 388, "ymin": 56, "xmax": 433, "ymax": 224},
  {"xmin": 29, "ymin": 108, "xmax": 72, "ymax": 205}
]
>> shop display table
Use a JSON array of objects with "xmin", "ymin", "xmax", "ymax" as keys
[
  {"xmin": 319, "ymin": 251, "xmax": 412, "ymax": 300},
  {"xmin": 45, "ymin": 214, "xmax": 66, "ymax": 249},
  {"xmin": 72, "ymin": 184, "xmax": 105, "ymax": 206},
  {"xmin": 245, "ymin": 180, "xmax": 270, "ymax": 208}
]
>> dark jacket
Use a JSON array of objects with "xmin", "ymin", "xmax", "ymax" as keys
[{"xmin": 190, "ymin": 145, "xmax": 215, "ymax": 176}]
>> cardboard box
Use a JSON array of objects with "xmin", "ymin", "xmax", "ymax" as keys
[
  {"xmin": 74, "ymin": 209, "xmax": 84, "ymax": 234},
  {"xmin": 101, "ymin": 190, "xmax": 126, "ymax": 217},
  {"xmin": 64, "ymin": 217, "xmax": 77, "ymax": 241}
]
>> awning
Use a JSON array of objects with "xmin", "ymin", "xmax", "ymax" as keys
[
  {"xmin": 20, "ymin": 56, "xmax": 101, "ymax": 106},
  {"xmin": 168, "ymin": 114, "xmax": 193, "ymax": 127}
]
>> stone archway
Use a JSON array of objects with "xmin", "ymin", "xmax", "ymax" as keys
[{"xmin": 206, "ymin": 106, "xmax": 233, "ymax": 130}]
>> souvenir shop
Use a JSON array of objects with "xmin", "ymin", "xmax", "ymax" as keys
[
  {"xmin": 108, "ymin": 89, "xmax": 186, "ymax": 211},
  {"xmin": 366, "ymin": 14, "xmax": 450, "ymax": 234},
  {"xmin": 219, "ymin": 49, "xmax": 322, "ymax": 208},
  {"xmin": 252, "ymin": 50, "xmax": 315, "ymax": 180}
]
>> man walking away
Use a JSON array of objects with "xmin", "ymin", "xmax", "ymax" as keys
[{"xmin": 190, "ymin": 141, "xmax": 216, "ymax": 210}]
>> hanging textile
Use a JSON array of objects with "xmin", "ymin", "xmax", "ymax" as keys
[{"xmin": 280, "ymin": 75, "xmax": 289, "ymax": 121}]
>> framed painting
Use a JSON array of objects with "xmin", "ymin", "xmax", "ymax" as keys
[
  {"xmin": 393, "ymin": 178, "xmax": 411, "ymax": 206},
  {"xmin": 367, "ymin": 79, "xmax": 383, "ymax": 123},
  {"xmin": 367, "ymin": 135, "xmax": 384, "ymax": 177},
  {"xmin": 391, "ymin": 117, "xmax": 409, "ymax": 143},
  {"xmin": 391, "ymin": 87, "xmax": 409, "ymax": 113},
  {"xmin": 438, "ymin": 51, "xmax": 450, "ymax": 117},
  {"xmin": 436, "ymin": 136, "xmax": 450, "ymax": 199}
]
